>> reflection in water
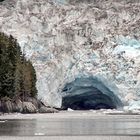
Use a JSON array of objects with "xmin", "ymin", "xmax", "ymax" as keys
[
  {"xmin": 0, "ymin": 119, "xmax": 36, "ymax": 136},
  {"xmin": 0, "ymin": 116, "xmax": 140, "ymax": 136}
]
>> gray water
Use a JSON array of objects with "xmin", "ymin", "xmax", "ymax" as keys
[{"xmin": 0, "ymin": 114, "xmax": 140, "ymax": 136}]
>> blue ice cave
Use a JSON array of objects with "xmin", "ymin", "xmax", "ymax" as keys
[{"xmin": 61, "ymin": 76, "xmax": 123, "ymax": 110}]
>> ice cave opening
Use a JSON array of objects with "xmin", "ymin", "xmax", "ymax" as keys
[{"xmin": 61, "ymin": 77, "xmax": 123, "ymax": 110}]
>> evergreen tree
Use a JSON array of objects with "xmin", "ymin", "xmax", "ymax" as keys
[{"xmin": 0, "ymin": 32, "xmax": 37, "ymax": 100}]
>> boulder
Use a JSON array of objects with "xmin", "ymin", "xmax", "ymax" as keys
[
  {"xmin": 22, "ymin": 102, "xmax": 37, "ymax": 113},
  {"xmin": 13, "ymin": 99, "xmax": 23, "ymax": 112},
  {"xmin": 0, "ymin": 100, "xmax": 14, "ymax": 113},
  {"xmin": 24, "ymin": 97, "xmax": 41, "ymax": 109},
  {"xmin": 39, "ymin": 106, "xmax": 59, "ymax": 113}
]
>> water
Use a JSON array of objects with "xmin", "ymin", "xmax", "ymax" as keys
[{"xmin": 0, "ymin": 112, "xmax": 140, "ymax": 136}]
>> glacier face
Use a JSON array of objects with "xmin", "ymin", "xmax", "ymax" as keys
[
  {"xmin": 0, "ymin": 0, "xmax": 140, "ymax": 109},
  {"xmin": 61, "ymin": 76, "xmax": 123, "ymax": 110}
]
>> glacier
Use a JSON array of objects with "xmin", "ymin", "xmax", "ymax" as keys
[{"xmin": 0, "ymin": 0, "xmax": 140, "ymax": 110}]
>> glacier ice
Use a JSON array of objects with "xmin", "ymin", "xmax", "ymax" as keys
[
  {"xmin": 0, "ymin": 0, "xmax": 140, "ymax": 110},
  {"xmin": 61, "ymin": 76, "xmax": 123, "ymax": 110}
]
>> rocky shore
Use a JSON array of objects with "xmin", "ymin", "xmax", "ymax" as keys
[{"xmin": 0, "ymin": 97, "xmax": 59, "ymax": 114}]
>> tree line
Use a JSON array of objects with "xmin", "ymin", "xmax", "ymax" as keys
[{"xmin": 0, "ymin": 32, "xmax": 37, "ymax": 101}]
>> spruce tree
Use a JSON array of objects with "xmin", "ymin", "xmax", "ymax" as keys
[{"xmin": 0, "ymin": 32, "xmax": 37, "ymax": 100}]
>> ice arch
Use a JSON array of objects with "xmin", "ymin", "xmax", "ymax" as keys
[{"xmin": 61, "ymin": 76, "xmax": 123, "ymax": 110}]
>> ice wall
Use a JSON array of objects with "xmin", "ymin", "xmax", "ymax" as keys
[
  {"xmin": 61, "ymin": 76, "xmax": 123, "ymax": 110},
  {"xmin": 0, "ymin": 0, "xmax": 140, "ymax": 109}
]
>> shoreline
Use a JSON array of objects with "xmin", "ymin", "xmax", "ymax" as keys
[
  {"xmin": 0, "ymin": 110, "xmax": 140, "ymax": 120},
  {"xmin": 0, "ymin": 111, "xmax": 140, "ymax": 139},
  {"xmin": 0, "ymin": 136, "xmax": 140, "ymax": 140},
  {"xmin": 0, "ymin": 97, "xmax": 59, "ymax": 114}
]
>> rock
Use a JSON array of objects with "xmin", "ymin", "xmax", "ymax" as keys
[
  {"xmin": 25, "ymin": 97, "xmax": 50, "ymax": 110},
  {"xmin": 39, "ymin": 106, "xmax": 59, "ymax": 113},
  {"xmin": 13, "ymin": 99, "xmax": 23, "ymax": 112},
  {"xmin": 0, "ymin": 99, "xmax": 39, "ymax": 113},
  {"xmin": 0, "ymin": 100, "xmax": 11, "ymax": 113},
  {"xmin": 22, "ymin": 102, "xmax": 37, "ymax": 113},
  {"xmin": 24, "ymin": 97, "xmax": 41, "ymax": 109},
  {"xmin": 0, "ymin": 100, "xmax": 14, "ymax": 113},
  {"xmin": 0, "ymin": 100, "xmax": 2, "ymax": 112}
]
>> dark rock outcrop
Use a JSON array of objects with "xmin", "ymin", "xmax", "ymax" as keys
[
  {"xmin": 22, "ymin": 102, "xmax": 37, "ymax": 113},
  {"xmin": 13, "ymin": 99, "xmax": 23, "ymax": 112},
  {"xmin": 24, "ymin": 97, "xmax": 42, "ymax": 109},
  {"xmin": 0, "ymin": 100, "xmax": 14, "ymax": 113},
  {"xmin": 39, "ymin": 106, "xmax": 59, "ymax": 113},
  {"xmin": 0, "ymin": 98, "xmax": 59, "ymax": 114}
]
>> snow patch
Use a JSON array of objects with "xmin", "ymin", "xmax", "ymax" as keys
[{"xmin": 113, "ymin": 37, "xmax": 140, "ymax": 58}]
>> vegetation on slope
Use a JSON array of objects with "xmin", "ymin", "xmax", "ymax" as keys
[{"xmin": 0, "ymin": 32, "xmax": 37, "ymax": 101}]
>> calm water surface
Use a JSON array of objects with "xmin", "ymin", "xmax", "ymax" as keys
[{"xmin": 0, "ymin": 113, "xmax": 140, "ymax": 136}]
